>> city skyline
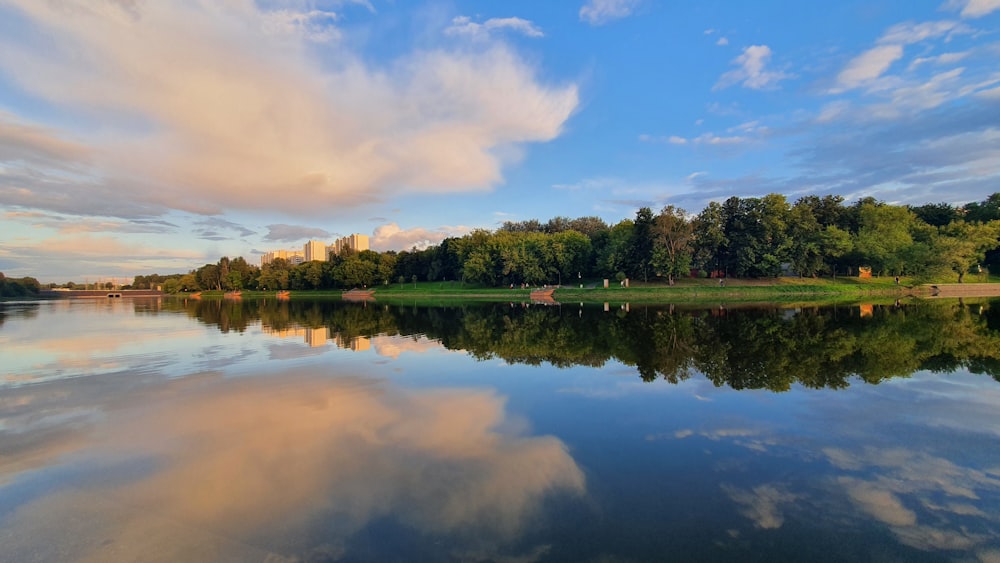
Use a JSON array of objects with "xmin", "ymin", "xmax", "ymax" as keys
[{"xmin": 2, "ymin": 1, "xmax": 1000, "ymax": 282}]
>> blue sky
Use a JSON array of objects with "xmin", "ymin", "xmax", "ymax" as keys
[{"xmin": 1, "ymin": 0, "xmax": 999, "ymax": 282}]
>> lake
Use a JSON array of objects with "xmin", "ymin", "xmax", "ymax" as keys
[{"xmin": 2, "ymin": 297, "xmax": 1000, "ymax": 562}]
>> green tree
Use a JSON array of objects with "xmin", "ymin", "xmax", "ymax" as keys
[
  {"xmin": 935, "ymin": 221, "xmax": 1000, "ymax": 282},
  {"xmin": 853, "ymin": 203, "xmax": 916, "ymax": 276},
  {"xmin": 650, "ymin": 205, "xmax": 694, "ymax": 285},
  {"xmin": 788, "ymin": 201, "xmax": 824, "ymax": 277},
  {"xmin": 964, "ymin": 193, "xmax": 1000, "ymax": 223},
  {"xmin": 627, "ymin": 207, "xmax": 655, "ymax": 282},
  {"xmin": 692, "ymin": 201, "xmax": 727, "ymax": 274},
  {"xmin": 820, "ymin": 226, "xmax": 853, "ymax": 276},
  {"xmin": 596, "ymin": 220, "xmax": 634, "ymax": 279},
  {"xmin": 911, "ymin": 202, "xmax": 961, "ymax": 227},
  {"xmin": 197, "ymin": 263, "xmax": 221, "ymax": 290}
]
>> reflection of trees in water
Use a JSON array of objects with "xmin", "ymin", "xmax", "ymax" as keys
[
  {"xmin": 0, "ymin": 302, "xmax": 41, "ymax": 328},
  {"xmin": 169, "ymin": 298, "xmax": 1000, "ymax": 389}
]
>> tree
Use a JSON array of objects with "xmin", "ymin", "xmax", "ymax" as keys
[
  {"xmin": 650, "ymin": 205, "xmax": 694, "ymax": 285},
  {"xmin": 964, "ymin": 193, "xmax": 1000, "ymax": 223},
  {"xmin": 820, "ymin": 226, "xmax": 853, "ymax": 276},
  {"xmin": 567, "ymin": 216, "xmax": 609, "ymax": 238},
  {"xmin": 719, "ymin": 195, "xmax": 790, "ymax": 277},
  {"xmin": 796, "ymin": 194, "xmax": 847, "ymax": 229},
  {"xmin": 692, "ymin": 201, "xmax": 726, "ymax": 275},
  {"xmin": 377, "ymin": 252, "xmax": 397, "ymax": 285},
  {"xmin": 911, "ymin": 202, "xmax": 961, "ymax": 227},
  {"xmin": 787, "ymin": 202, "xmax": 823, "ymax": 277},
  {"xmin": 258, "ymin": 258, "xmax": 291, "ymax": 290},
  {"xmin": 935, "ymin": 221, "xmax": 1000, "ymax": 282},
  {"xmin": 853, "ymin": 203, "xmax": 916, "ymax": 276},
  {"xmin": 548, "ymin": 230, "xmax": 592, "ymax": 285},
  {"xmin": 595, "ymin": 220, "xmax": 633, "ymax": 279},
  {"xmin": 626, "ymin": 207, "xmax": 655, "ymax": 282},
  {"xmin": 197, "ymin": 263, "xmax": 221, "ymax": 290}
]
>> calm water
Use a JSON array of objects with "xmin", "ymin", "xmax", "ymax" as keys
[{"xmin": 2, "ymin": 297, "xmax": 1000, "ymax": 562}]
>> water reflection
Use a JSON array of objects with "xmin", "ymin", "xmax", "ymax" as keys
[
  {"xmin": 165, "ymin": 298, "xmax": 1000, "ymax": 389},
  {"xmin": 0, "ymin": 369, "xmax": 584, "ymax": 561},
  {"xmin": 3, "ymin": 298, "xmax": 1000, "ymax": 561}
]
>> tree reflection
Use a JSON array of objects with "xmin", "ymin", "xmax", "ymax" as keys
[{"xmin": 164, "ymin": 298, "xmax": 1000, "ymax": 389}]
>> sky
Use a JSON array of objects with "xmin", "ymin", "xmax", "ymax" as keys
[{"xmin": 1, "ymin": 0, "xmax": 999, "ymax": 282}]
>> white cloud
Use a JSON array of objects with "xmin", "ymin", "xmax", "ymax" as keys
[
  {"xmin": 723, "ymin": 483, "xmax": 799, "ymax": 529},
  {"xmin": 716, "ymin": 37, "xmax": 729, "ymax": 46},
  {"xmin": 644, "ymin": 133, "xmax": 748, "ymax": 146},
  {"xmin": 834, "ymin": 20, "xmax": 970, "ymax": 92},
  {"xmin": 877, "ymin": 20, "xmax": 965, "ymax": 45},
  {"xmin": 693, "ymin": 133, "xmax": 748, "ymax": 145},
  {"xmin": 714, "ymin": 45, "xmax": 791, "ymax": 90},
  {"xmin": 444, "ymin": 16, "xmax": 544, "ymax": 39},
  {"xmin": 371, "ymin": 222, "xmax": 472, "ymax": 251},
  {"xmin": 908, "ymin": 50, "xmax": 970, "ymax": 69},
  {"xmin": 551, "ymin": 177, "xmax": 622, "ymax": 191},
  {"xmin": 945, "ymin": 0, "xmax": 1000, "ymax": 18},
  {"xmin": 0, "ymin": 1, "xmax": 578, "ymax": 219},
  {"xmin": 835, "ymin": 44, "xmax": 904, "ymax": 90},
  {"xmin": 579, "ymin": 0, "xmax": 641, "ymax": 26},
  {"xmin": 260, "ymin": 9, "xmax": 341, "ymax": 42},
  {"xmin": 637, "ymin": 134, "xmax": 687, "ymax": 144}
]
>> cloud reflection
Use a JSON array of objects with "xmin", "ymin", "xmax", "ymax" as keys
[{"xmin": 0, "ymin": 370, "xmax": 585, "ymax": 561}]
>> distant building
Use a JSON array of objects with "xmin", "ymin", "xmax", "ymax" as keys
[
  {"xmin": 304, "ymin": 240, "xmax": 327, "ymax": 262},
  {"xmin": 261, "ymin": 233, "xmax": 369, "ymax": 266},
  {"xmin": 261, "ymin": 249, "xmax": 305, "ymax": 267},
  {"xmin": 333, "ymin": 234, "xmax": 370, "ymax": 256}
]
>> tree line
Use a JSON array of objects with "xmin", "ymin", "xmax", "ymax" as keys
[
  {"xmin": 140, "ymin": 192, "xmax": 1000, "ymax": 292},
  {"xmin": 0, "ymin": 273, "xmax": 41, "ymax": 298}
]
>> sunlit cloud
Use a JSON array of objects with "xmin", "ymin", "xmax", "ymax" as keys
[
  {"xmin": 371, "ymin": 222, "xmax": 472, "ymax": 251},
  {"xmin": 0, "ymin": 1, "xmax": 578, "ymax": 219},
  {"xmin": 0, "ymin": 110, "xmax": 91, "ymax": 167}
]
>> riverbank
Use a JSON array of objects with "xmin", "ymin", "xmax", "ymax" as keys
[{"xmin": 177, "ymin": 276, "xmax": 1000, "ymax": 304}]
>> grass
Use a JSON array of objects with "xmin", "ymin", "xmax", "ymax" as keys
[{"xmin": 166, "ymin": 274, "xmax": 1000, "ymax": 305}]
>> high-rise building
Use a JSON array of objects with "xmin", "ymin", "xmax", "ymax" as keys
[
  {"xmin": 261, "ymin": 249, "xmax": 305, "ymax": 267},
  {"xmin": 304, "ymin": 240, "xmax": 328, "ymax": 262},
  {"xmin": 333, "ymin": 234, "xmax": 370, "ymax": 256}
]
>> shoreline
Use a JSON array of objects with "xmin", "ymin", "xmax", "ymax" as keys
[{"xmin": 162, "ymin": 278, "xmax": 1000, "ymax": 304}]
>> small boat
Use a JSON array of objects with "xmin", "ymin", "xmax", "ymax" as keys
[
  {"xmin": 224, "ymin": 290, "xmax": 242, "ymax": 300},
  {"xmin": 342, "ymin": 288, "xmax": 375, "ymax": 301},
  {"xmin": 189, "ymin": 291, "xmax": 202, "ymax": 299},
  {"xmin": 276, "ymin": 290, "xmax": 290, "ymax": 300},
  {"xmin": 529, "ymin": 288, "xmax": 558, "ymax": 304}
]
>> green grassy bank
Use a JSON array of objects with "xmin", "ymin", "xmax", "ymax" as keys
[{"xmin": 181, "ymin": 274, "xmax": 999, "ymax": 304}]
